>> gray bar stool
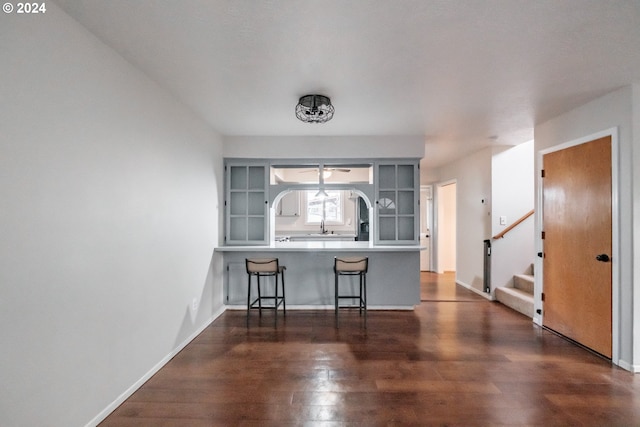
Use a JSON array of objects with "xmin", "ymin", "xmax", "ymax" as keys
[
  {"xmin": 246, "ymin": 258, "xmax": 286, "ymax": 326},
  {"xmin": 334, "ymin": 256, "xmax": 368, "ymax": 328}
]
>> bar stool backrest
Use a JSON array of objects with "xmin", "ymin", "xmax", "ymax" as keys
[
  {"xmin": 246, "ymin": 258, "xmax": 279, "ymax": 274},
  {"xmin": 334, "ymin": 257, "xmax": 368, "ymax": 273}
]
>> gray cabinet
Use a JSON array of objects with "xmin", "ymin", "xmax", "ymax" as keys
[
  {"xmin": 375, "ymin": 162, "xmax": 419, "ymax": 244},
  {"xmin": 225, "ymin": 163, "xmax": 268, "ymax": 245},
  {"xmin": 223, "ymin": 159, "xmax": 418, "ymax": 246}
]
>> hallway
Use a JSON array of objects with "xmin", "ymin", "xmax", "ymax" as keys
[
  {"xmin": 100, "ymin": 273, "xmax": 640, "ymax": 426},
  {"xmin": 420, "ymin": 271, "xmax": 486, "ymax": 302}
]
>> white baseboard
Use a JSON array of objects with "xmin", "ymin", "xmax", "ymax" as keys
[
  {"xmin": 455, "ymin": 279, "xmax": 494, "ymax": 301},
  {"xmin": 225, "ymin": 304, "xmax": 415, "ymax": 311},
  {"xmin": 367, "ymin": 305, "xmax": 415, "ymax": 311},
  {"xmin": 85, "ymin": 305, "xmax": 226, "ymax": 427},
  {"xmin": 616, "ymin": 359, "xmax": 640, "ymax": 373},
  {"xmin": 224, "ymin": 304, "xmax": 334, "ymax": 310}
]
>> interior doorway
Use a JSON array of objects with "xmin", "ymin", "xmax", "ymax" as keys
[
  {"xmin": 419, "ymin": 185, "xmax": 433, "ymax": 271},
  {"xmin": 436, "ymin": 181, "xmax": 456, "ymax": 274}
]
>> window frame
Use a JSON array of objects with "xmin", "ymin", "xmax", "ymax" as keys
[{"xmin": 303, "ymin": 190, "xmax": 345, "ymax": 225}]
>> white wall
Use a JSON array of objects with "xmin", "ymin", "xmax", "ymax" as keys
[
  {"xmin": 0, "ymin": 5, "xmax": 224, "ymax": 426},
  {"xmin": 435, "ymin": 148, "xmax": 493, "ymax": 292},
  {"xmin": 420, "ymin": 165, "xmax": 440, "ymax": 185},
  {"xmin": 224, "ymin": 135, "xmax": 425, "ymax": 159},
  {"xmin": 490, "ymin": 141, "xmax": 535, "ymax": 289},
  {"xmin": 534, "ymin": 85, "xmax": 638, "ymax": 371}
]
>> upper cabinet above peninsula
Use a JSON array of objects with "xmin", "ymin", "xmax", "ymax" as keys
[
  {"xmin": 226, "ymin": 163, "xmax": 269, "ymax": 245},
  {"xmin": 224, "ymin": 159, "xmax": 419, "ymax": 246}
]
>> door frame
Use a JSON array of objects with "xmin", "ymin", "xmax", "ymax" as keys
[
  {"xmin": 420, "ymin": 185, "xmax": 433, "ymax": 271},
  {"xmin": 535, "ymin": 127, "xmax": 620, "ymax": 365}
]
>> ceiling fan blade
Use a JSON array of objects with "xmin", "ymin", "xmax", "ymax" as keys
[{"xmin": 298, "ymin": 168, "xmax": 351, "ymax": 173}]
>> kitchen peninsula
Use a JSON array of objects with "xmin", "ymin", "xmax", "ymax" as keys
[
  {"xmin": 216, "ymin": 241, "xmax": 421, "ymax": 308},
  {"xmin": 217, "ymin": 159, "xmax": 423, "ymax": 310}
]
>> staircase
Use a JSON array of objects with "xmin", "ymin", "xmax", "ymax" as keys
[{"xmin": 495, "ymin": 264, "xmax": 534, "ymax": 318}]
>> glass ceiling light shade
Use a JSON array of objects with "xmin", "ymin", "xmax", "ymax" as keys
[{"xmin": 295, "ymin": 95, "xmax": 334, "ymax": 123}]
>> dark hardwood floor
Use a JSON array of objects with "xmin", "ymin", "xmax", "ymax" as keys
[
  {"xmin": 420, "ymin": 271, "xmax": 487, "ymax": 302},
  {"xmin": 100, "ymin": 272, "xmax": 640, "ymax": 426}
]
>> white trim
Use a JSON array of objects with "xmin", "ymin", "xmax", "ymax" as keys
[
  {"xmin": 455, "ymin": 279, "xmax": 495, "ymax": 301},
  {"xmin": 534, "ymin": 149, "xmax": 544, "ymax": 326},
  {"xmin": 84, "ymin": 306, "xmax": 226, "ymax": 427},
  {"xmin": 420, "ymin": 185, "xmax": 434, "ymax": 271},
  {"xmin": 536, "ymin": 127, "xmax": 621, "ymax": 367},
  {"xmin": 617, "ymin": 359, "xmax": 640, "ymax": 373},
  {"xmin": 225, "ymin": 304, "xmax": 415, "ymax": 311},
  {"xmin": 610, "ymin": 128, "xmax": 621, "ymax": 367}
]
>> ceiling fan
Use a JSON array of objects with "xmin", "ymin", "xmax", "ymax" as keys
[{"xmin": 299, "ymin": 167, "xmax": 351, "ymax": 174}]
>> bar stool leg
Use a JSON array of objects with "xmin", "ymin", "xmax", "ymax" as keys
[
  {"xmin": 335, "ymin": 271, "xmax": 339, "ymax": 329},
  {"xmin": 281, "ymin": 269, "xmax": 286, "ymax": 317},
  {"xmin": 274, "ymin": 275, "xmax": 278, "ymax": 326},
  {"xmin": 247, "ymin": 274, "xmax": 252, "ymax": 326},
  {"xmin": 363, "ymin": 273, "xmax": 367, "ymax": 329},
  {"xmin": 359, "ymin": 274, "xmax": 363, "ymax": 315},
  {"xmin": 257, "ymin": 275, "xmax": 262, "ymax": 317}
]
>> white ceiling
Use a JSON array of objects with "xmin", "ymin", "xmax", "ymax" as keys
[{"xmin": 55, "ymin": 0, "xmax": 640, "ymax": 169}]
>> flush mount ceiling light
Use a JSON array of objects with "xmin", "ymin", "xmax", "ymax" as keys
[{"xmin": 295, "ymin": 94, "xmax": 334, "ymax": 123}]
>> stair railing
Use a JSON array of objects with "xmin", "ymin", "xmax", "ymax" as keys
[{"xmin": 492, "ymin": 209, "xmax": 534, "ymax": 240}]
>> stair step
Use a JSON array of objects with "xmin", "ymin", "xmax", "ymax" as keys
[
  {"xmin": 527, "ymin": 263, "xmax": 534, "ymax": 276},
  {"xmin": 495, "ymin": 286, "xmax": 534, "ymax": 318},
  {"xmin": 513, "ymin": 274, "xmax": 534, "ymax": 294}
]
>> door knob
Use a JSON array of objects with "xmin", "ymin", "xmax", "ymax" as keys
[{"xmin": 595, "ymin": 254, "xmax": 611, "ymax": 262}]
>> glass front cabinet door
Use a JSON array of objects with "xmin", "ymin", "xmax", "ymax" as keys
[
  {"xmin": 375, "ymin": 161, "xmax": 419, "ymax": 244},
  {"xmin": 225, "ymin": 162, "xmax": 269, "ymax": 245}
]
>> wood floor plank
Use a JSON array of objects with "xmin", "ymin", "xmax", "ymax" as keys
[
  {"xmin": 376, "ymin": 379, "xmax": 502, "ymax": 394},
  {"xmin": 99, "ymin": 272, "xmax": 640, "ymax": 426}
]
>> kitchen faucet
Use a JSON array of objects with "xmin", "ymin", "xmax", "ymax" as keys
[{"xmin": 320, "ymin": 219, "xmax": 327, "ymax": 234}]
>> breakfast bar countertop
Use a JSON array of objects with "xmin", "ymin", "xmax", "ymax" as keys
[{"xmin": 214, "ymin": 241, "xmax": 424, "ymax": 252}]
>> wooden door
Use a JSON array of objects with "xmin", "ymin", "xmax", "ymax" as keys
[{"xmin": 542, "ymin": 136, "xmax": 612, "ymax": 358}]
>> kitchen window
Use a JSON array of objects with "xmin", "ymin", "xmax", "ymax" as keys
[{"xmin": 305, "ymin": 190, "xmax": 343, "ymax": 224}]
